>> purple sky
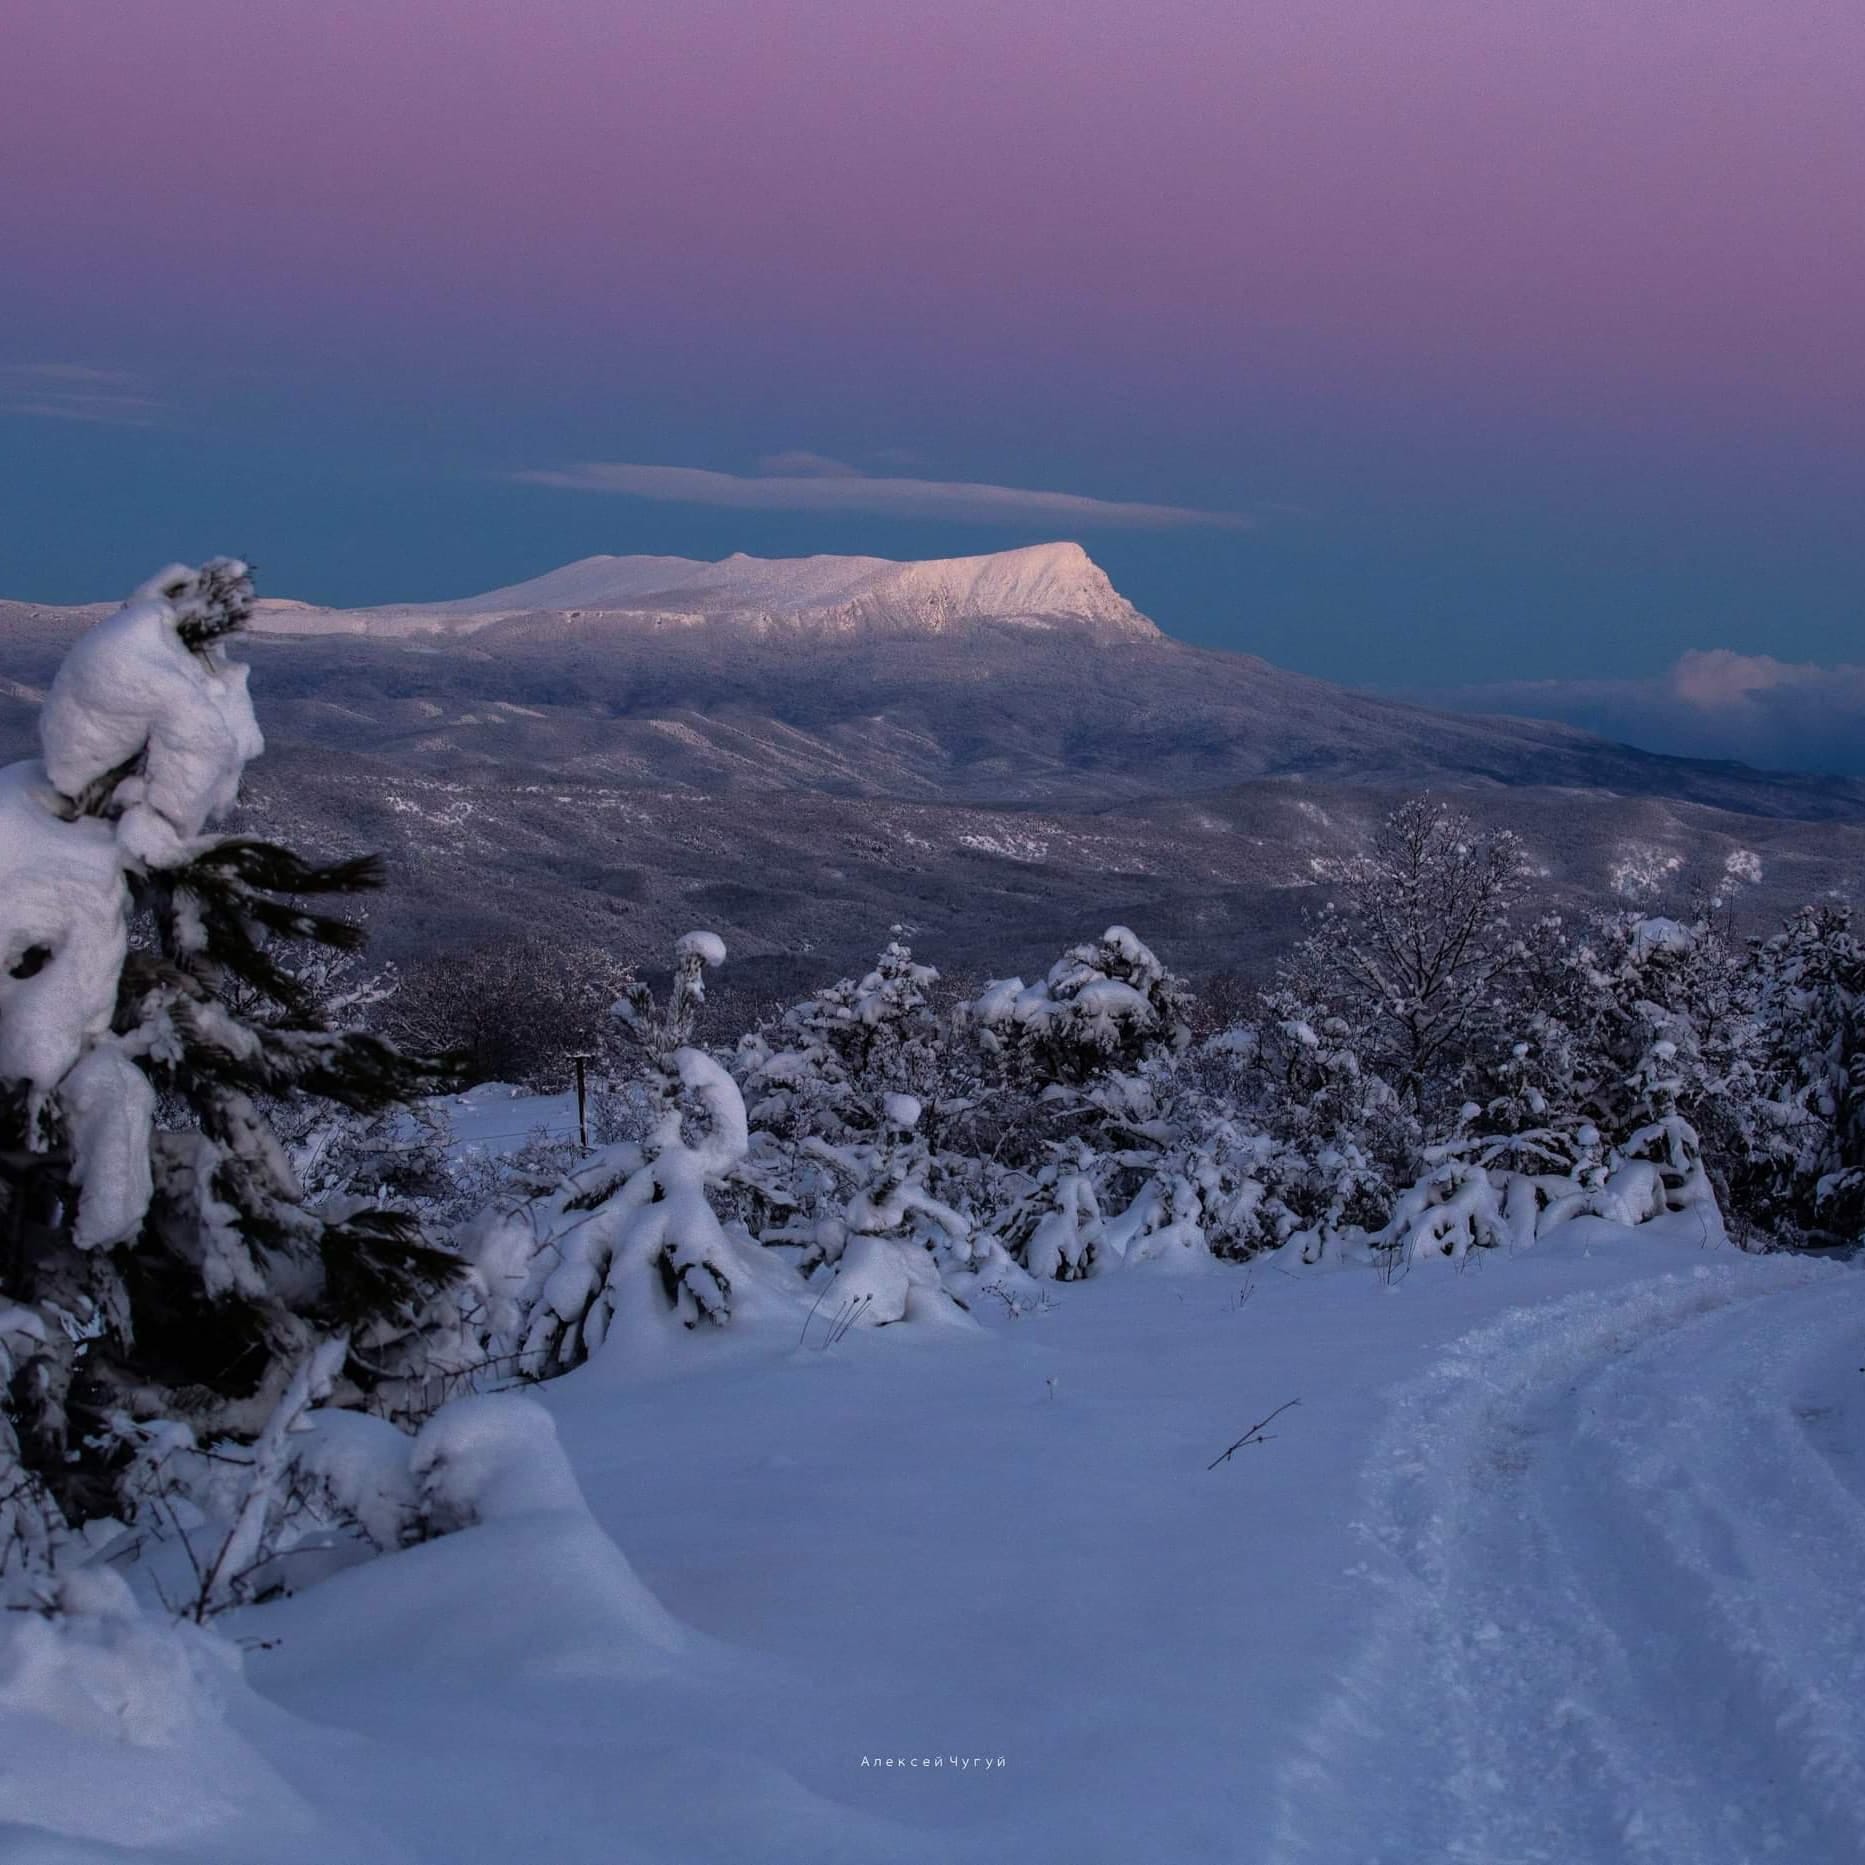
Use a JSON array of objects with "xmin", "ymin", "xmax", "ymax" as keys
[{"xmin": 4, "ymin": 0, "xmax": 1862, "ymax": 703}]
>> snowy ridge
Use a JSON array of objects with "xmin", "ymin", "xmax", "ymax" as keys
[{"xmin": 249, "ymin": 542, "xmax": 1159, "ymax": 641}]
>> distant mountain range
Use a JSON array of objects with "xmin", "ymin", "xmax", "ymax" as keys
[{"xmin": 3, "ymin": 545, "xmax": 1860, "ymax": 994}]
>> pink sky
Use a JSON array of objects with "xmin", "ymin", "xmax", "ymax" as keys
[
  {"xmin": 3, "ymin": 0, "xmax": 1861, "ymax": 681},
  {"xmin": 7, "ymin": 0, "xmax": 1861, "ymax": 427}
]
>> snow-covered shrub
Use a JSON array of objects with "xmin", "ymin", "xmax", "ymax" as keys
[
  {"xmin": 1553, "ymin": 910, "xmax": 1759, "ymax": 1229},
  {"xmin": 108, "ymin": 1383, "xmax": 624, "ymax": 1623},
  {"xmin": 796, "ymin": 1092, "xmax": 1022, "ymax": 1323},
  {"xmin": 498, "ymin": 1058, "xmax": 751, "ymax": 1375},
  {"xmin": 1579, "ymin": 914, "xmax": 1747, "ymax": 1111},
  {"xmin": 310, "ymin": 1388, "xmax": 688, "ymax": 1686},
  {"xmin": 1377, "ymin": 1158, "xmax": 1520, "ymax": 1261},
  {"xmin": 1016, "ymin": 1149, "xmax": 1107, "ymax": 1281},
  {"xmin": 720, "ymin": 928, "xmax": 1206, "ymax": 1292},
  {"xmin": 0, "ymin": 1552, "xmax": 338, "ymax": 1855},
  {"xmin": 1609, "ymin": 1102, "xmax": 1724, "ymax": 1242},
  {"xmin": 1461, "ymin": 1029, "xmax": 1595, "ymax": 1181},
  {"xmin": 1363, "ymin": 905, "xmax": 1767, "ymax": 1259},
  {"xmin": 723, "ymin": 938, "xmax": 999, "ymax": 1264},
  {"xmin": 998, "ymin": 1122, "xmax": 1219, "ymax": 1278},
  {"xmin": 104, "ymin": 1332, "xmax": 440, "ymax": 1611},
  {"xmin": 285, "ymin": 1405, "xmax": 424, "ymax": 1553},
  {"xmin": 1099, "ymin": 1163, "xmax": 1212, "ymax": 1270},
  {"xmin": 822, "ymin": 1230, "xmax": 970, "ymax": 1332},
  {"xmin": 0, "ymin": 1563, "xmax": 239, "ymax": 1754},
  {"xmin": 969, "ymin": 923, "xmax": 1192, "ymax": 1089},
  {"xmin": 951, "ymin": 928, "xmax": 1200, "ymax": 1278},
  {"xmin": 408, "ymin": 1392, "xmax": 584, "ymax": 1534},
  {"xmin": 613, "ymin": 927, "xmax": 725, "ymax": 1074}
]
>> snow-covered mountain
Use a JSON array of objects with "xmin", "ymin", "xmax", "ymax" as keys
[
  {"xmin": 251, "ymin": 541, "xmax": 1160, "ymax": 641},
  {"xmin": 6, "ymin": 565, "xmax": 1864, "ymax": 984}
]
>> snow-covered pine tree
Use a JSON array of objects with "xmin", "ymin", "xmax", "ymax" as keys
[
  {"xmin": 1449, "ymin": 915, "xmax": 1594, "ymax": 1175},
  {"xmin": 969, "ymin": 926, "xmax": 1200, "ymax": 1276},
  {"xmin": 1146, "ymin": 1036, "xmax": 1290, "ymax": 1261},
  {"xmin": 1247, "ymin": 1002, "xmax": 1413, "ymax": 1253},
  {"xmin": 732, "ymin": 938, "xmax": 948, "ymax": 1145},
  {"xmin": 0, "ymin": 561, "xmax": 458, "ymax": 1527},
  {"xmin": 724, "ymin": 937, "xmax": 987, "ymax": 1257},
  {"xmin": 1557, "ymin": 910, "xmax": 1759, "ymax": 1238},
  {"xmin": 1746, "ymin": 903, "xmax": 1865, "ymax": 1244}
]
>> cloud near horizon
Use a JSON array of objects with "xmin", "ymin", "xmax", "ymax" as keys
[
  {"xmin": 513, "ymin": 459, "xmax": 1250, "ymax": 530},
  {"xmin": 0, "ymin": 363, "xmax": 164, "ymax": 427},
  {"xmin": 1410, "ymin": 650, "xmax": 1865, "ymax": 778}
]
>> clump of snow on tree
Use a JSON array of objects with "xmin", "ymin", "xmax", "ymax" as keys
[
  {"xmin": 0, "ymin": 762, "xmax": 129, "ymax": 1113},
  {"xmin": 40, "ymin": 559, "xmax": 264, "ymax": 865}
]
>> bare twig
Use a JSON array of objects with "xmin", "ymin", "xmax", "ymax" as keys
[
  {"xmin": 1206, "ymin": 1398, "xmax": 1301, "ymax": 1471},
  {"xmin": 821, "ymin": 1293, "xmax": 873, "ymax": 1349},
  {"xmin": 978, "ymin": 1280, "xmax": 1055, "ymax": 1321},
  {"xmin": 797, "ymin": 1278, "xmax": 834, "ymax": 1348},
  {"xmin": 193, "ymin": 1336, "xmax": 346, "ymax": 1620}
]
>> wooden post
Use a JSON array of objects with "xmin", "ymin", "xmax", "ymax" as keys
[{"xmin": 572, "ymin": 1054, "xmax": 591, "ymax": 1151}]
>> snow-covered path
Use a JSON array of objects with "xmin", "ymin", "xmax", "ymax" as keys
[{"xmin": 1275, "ymin": 1256, "xmax": 1865, "ymax": 1865}]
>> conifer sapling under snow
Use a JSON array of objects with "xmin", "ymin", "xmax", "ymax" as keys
[{"xmin": 477, "ymin": 931, "xmax": 802, "ymax": 1379}]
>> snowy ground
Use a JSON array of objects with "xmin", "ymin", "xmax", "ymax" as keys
[
  {"xmin": 6, "ymin": 1221, "xmax": 1863, "ymax": 1864},
  {"xmin": 441, "ymin": 1082, "xmax": 581, "ymax": 1155}
]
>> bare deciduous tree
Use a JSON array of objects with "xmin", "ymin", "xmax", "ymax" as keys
[
  {"xmin": 388, "ymin": 937, "xmax": 637, "ymax": 1089},
  {"xmin": 1277, "ymin": 798, "xmax": 1527, "ymax": 1110}
]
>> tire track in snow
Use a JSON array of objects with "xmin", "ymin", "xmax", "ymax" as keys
[{"xmin": 1269, "ymin": 1259, "xmax": 1865, "ymax": 1865}]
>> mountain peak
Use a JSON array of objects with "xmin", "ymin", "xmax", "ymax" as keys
[
  {"xmin": 855, "ymin": 541, "xmax": 1146, "ymax": 636},
  {"xmin": 249, "ymin": 543, "xmax": 1160, "ymax": 641}
]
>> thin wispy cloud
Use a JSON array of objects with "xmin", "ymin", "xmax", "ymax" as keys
[
  {"xmin": 0, "ymin": 362, "xmax": 165, "ymax": 426},
  {"xmin": 514, "ymin": 459, "xmax": 1249, "ymax": 530},
  {"xmin": 753, "ymin": 449, "xmax": 862, "ymax": 477}
]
